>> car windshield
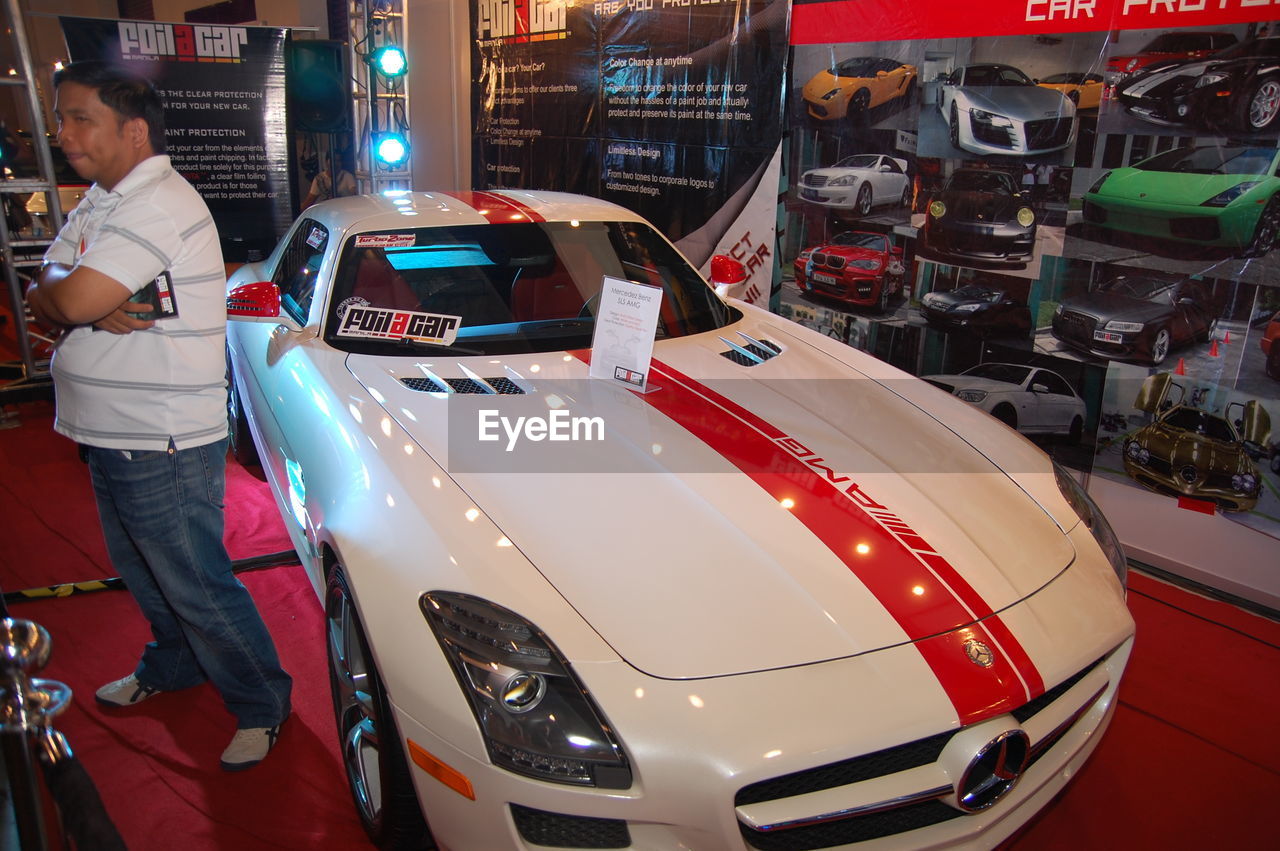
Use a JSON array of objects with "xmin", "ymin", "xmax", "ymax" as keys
[
  {"xmin": 831, "ymin": 57, "xmax": 887, "ymax": 76},
  {"xmin": 830, "ymin": 232, "xmax": 888, "ymax": 250},
  {"xmin": 963, "ymin": 65, "xmax": 1033, "ymax": 86},
  {"xmin": 955, "ymin": 285, "xmax": 1003, "ymax": 302},
  {"xmin": 962, "ymin": 363, "xmax": 1030, "ymax": 384},
  {"xmin": 1136, "ymin": 146, "xmax": 1277, "ymax": 176},
  {"xmin": 322, "ymin": 220, "xmax": 738, "ymax": 355},
  {"xmin": 1139, "ymin": 33, "xmax": 1219, "ymax": 53},
  {"xmin": 1208, "ymin": 37, "xmax": 1280, "ymax": 61},
  {"xmin": 1040, "ymin": 73, "xmax": 1091, "ymax": 85},
  {"xmin": 946, "ymin": 170, "xmax": 1015, "ymax": 194},
  {"xmin": 1163, "ymin": 408, "xmax": 1236, "ymax": 442},
  {"xmin": 832, "ymin": 155, "xmax": 881, "ymax": 169},
  {"xmin": 1099, "ymin": 276, "xmax": 1174, "ymax": 300}
]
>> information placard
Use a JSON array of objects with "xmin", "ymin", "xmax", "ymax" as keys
[{"xmin": 588, "ymin": 276, "xmax": 663, "ymax": 390}]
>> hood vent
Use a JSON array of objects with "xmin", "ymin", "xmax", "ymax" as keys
[
  {"xmin": 400, "ymin": 375, "xmax": 526, "ymax": 394},
  {"xmin": 719, "ymin": 333, "xmax": 781, "ymax": 367}
]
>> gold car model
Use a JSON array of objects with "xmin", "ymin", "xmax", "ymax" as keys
[
  {"xmin": 803, "ymin": 56, "xmax": 918, "ymax": 121},
  {"xmin": 1037, "ymin": 72, "xmax": 1105, "ymax": 110},
  {"xmin": 1123, "ymin": 374, "xmax": 1271, "ymax": 511}
]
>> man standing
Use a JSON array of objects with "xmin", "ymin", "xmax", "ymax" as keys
[{"xmin": 25, "ymin": 61, "xmax": 292, "ymax": 771}]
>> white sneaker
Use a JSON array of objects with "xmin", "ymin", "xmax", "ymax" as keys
[
  {"xmin": 219, "ymin": 724, "xmax": 283, "ymax": 771},
  {"xmin": 95, "ymin": 674, "xmax": 160, "ymax": 707}
]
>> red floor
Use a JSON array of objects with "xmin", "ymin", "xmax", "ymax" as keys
[{"xmin": 3, "ymin": 400, "xmax": 1278, "ymax": 849}]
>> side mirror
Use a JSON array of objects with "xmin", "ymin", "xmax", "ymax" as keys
[
  {"xmin": 1031, "ymin": 383, "xmax": 1049, "ymax": 394},
  {"xmin": 710, "ymin": 255, "xmax": 748, "ymax": 300},
  {"xmin": 227, "ymin": 281, "xmax": 281, "ymax": 319}
]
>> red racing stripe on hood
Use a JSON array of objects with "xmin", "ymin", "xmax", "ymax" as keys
[
  {"xmin": 439, "ymin": 191, "xmax": 546, "ymax": 222},
  {"xmin": 574, "ymin": 350, "xmax": 1044, "ymax": 724}
]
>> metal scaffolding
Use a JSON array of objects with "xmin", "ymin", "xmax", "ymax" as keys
[{"xmin": 348, "ymin": 0, "xmax": 411, "ymax": 194}]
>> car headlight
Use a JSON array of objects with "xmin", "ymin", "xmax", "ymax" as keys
[
  {"xmin": 969, "ymin": 108, "xmax": 1013, "ymax": 126},
  {"xmin": 828, "ymin": 174, "xmax": 858, "ymax": 187},
  {"xmin": 1016, "ymin": 207, "xmax": 1035, "ymax": 227},
  {"xmin": 421, "ymin": 592, "xmax": 632, "ymax": 789},
  {"xmin": 1104, "ymin": 320, "xmax": 1144, "ymax": 333},
  {"xmin": 822, "ymin": 88, "xmax": 842, "ymax": 101},
  {"xmin": 1202, "ymin": 181, "xmax": 1261, "ymax": 208},
  {"xmin": 850, "ymin": 258, "xmax": 882, "ymax": 270},
  {"xmin": 1054, "ymin": 463, "xmax": 1127, "ymax": 586},
  {"xmin": 1231, "ymin": 473, "xmax": 1259, "ymax": 493},
  {"xmin": 1088, "ymin": 171, "xmax": 1112, "ymax": 194},
  {"xmin": 1195, "ymin": 72, "xmax": 1228, "ymax": 89},
  {"xmin": 955, "ymin": 302, "xmax": 983, "ymax": 312},
  {"xmin": 929, "ymin": 199, "xmax": 946, "ymax": 218},
  {"xmin": 957, "ymin": 389, "xmax": 987, "ymax": 403}
]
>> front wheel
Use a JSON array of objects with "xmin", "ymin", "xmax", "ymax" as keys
[
  {"xmin": 1243, "ymin": 195, "xmax": 1280, "ymax": 257},
  {"xmin": 1148, "ymin": 327, "xmax": 1172, "ymax": 366},
  {"xmin": 327, "ymin": 567, "xmax": 434, "ymax": 850},
  {"xmin": 856, "ymin": 184, "xmax": 873, "ymax": 217},
  {"xmin": 1239, "ymin": 76, "xmax": 1280, "ymax": 133},
  {"xmin": 1266, "ymin": 345, "xmax": 1280, "ymax": 380},
  {"xmin": 226, "ymin": 363, "xmax": 263, "ymax": 475},
  {"xmin": 949, "ymin": 104, "xmax": 961, "ymax": 150}
]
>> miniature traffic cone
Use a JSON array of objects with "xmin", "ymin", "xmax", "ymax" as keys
[
  {"xmin": 1175, "ymin": 358, "xmax": 1186, "ymax": 375},
  {"xmin": 1224, "ymin": 330, "xmax": 1231, "ymax": 345},
  {"xmin": 1209, "ymin": 339, "xmax": 1220, "ymax": 357}
]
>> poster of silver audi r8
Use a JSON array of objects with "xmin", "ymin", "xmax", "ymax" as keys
[
  {"xmin": 226, "ymin": 190, "xmax": 1134, "ymax": 851},
  {"xmin": 938, "ymin": 63, "xmax": 1077, "ymax": 157},
  {"xmin": 1115, "ymin": 36, "xmax": 1280, "ymax": 134}
]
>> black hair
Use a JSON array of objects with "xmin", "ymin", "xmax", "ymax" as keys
[{"xmin": 53, "ymin": 61, "xmax": 167, "ymax": 154}]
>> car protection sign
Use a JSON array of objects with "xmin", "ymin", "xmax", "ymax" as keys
[{"xmin": 60, "ymin": 17, "xmax": 293, "ymax": 263}]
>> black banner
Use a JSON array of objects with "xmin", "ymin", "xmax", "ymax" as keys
[{"xmin": 60, "ymin": 17, "xmax": 293, "ymax": 262}]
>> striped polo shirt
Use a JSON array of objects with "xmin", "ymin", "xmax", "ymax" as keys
[{"xmin": 44, "ymin": 154, "xmax": 229, "ymax": 451}]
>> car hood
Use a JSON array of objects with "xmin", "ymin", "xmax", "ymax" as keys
[
  {"xmin": 1137, "ymin": 423, "xmax": 1252, "ymax": 474},
  {"xmin": 1096, "ymin": 168, "xmax": 1261, "ymax": 205},
  {"xmin": 815, "ymin": 244, "xmax": 887, "ymax": 261},
  {"xmin": 804, "ymin": 165, "xmax": 875, "ymax": 182},
  {"xmin": 1062, "ymin": 292, "xmax": 1170, "ymax": 323},
  {"xmin": 937, "ymin": 189, "xmax": 1026, "ymax": 223},
  {"xmin": 346, "ymin": 321, "xmax": 1075, "ymax": 679},
  {"xmin": 919, "ymin": 374, "xmax": 1015, "ymax": 395},
  {"xmin": 960, "ymin": 85, "xmax": 1071, "ymax": 120},
  {"xmin": 923, "ymin": 291, "xmax": 988, "ymax": 310}
]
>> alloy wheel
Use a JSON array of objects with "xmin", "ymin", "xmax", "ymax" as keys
[
  {"xmin": 327, "ymin": 577, "xmax": 385, "ymax": 828},
  {"xmin": 1249, "ymin": 79, "xmax": 1280, "ymax": 130}
]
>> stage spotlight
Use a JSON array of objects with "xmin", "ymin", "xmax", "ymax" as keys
[
  {"xmin": 370, "ymin": 45, "xmax": 408, "ymax": 78},
  {"xmin": 373, "ymin": 132, "xmax": 410, "ymax": 167}
]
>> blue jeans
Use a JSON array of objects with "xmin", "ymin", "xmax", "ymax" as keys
[{"xmin": 84, "ymin": 438, "xmax": 292, "ymax": 728}]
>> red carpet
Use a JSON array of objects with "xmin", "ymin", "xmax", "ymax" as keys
[{"xmin": 2, "ymin": 401, "xmax": 1278, "ymax": 849}]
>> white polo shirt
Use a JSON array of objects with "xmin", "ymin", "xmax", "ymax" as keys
[{"xmin": 44, "ymin": 155, "xmax": 229, "ymax": 452}]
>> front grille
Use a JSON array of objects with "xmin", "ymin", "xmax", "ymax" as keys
[
  {"xmin": 806, "ymin": 175, "xmax": 831, "ymax": 188},
  {"xmin": 510, "ymin": 804, "xmax": 630, "ymax": 848},
  {"xmin": 812, "ymin": 252, "xmax": 846, "ymax": 270},
  {"xmin": 1057, "ymin": 310, "xmax": 1095, "ymax": 335},
  {"xmin": 736, "ymin": 656, "xmax": 1107, "ymax": 849},
  {"xmin": 399, "ymin": 376, "xmax": 526, "ymax": 394},
  {"xmin": 1025, "ymin": 117, "xmax": 1072, "ymax": 148},
  {"xmin": 1170, "ymin": 217, "xmax": 1220, "ymax": 241}
]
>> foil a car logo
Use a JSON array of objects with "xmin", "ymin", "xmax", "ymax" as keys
[
  {"xmin": 476, "ymin": 0, "xmax": 569, "ymax": 43},
  {"xmin": 964, "ymin": 639, "xmax": 995, "ymax": 668},
  {"xmin": 118, "ymin": 22, "xmax": 249, "ymax": 63},
  {"xmin": 957, "ymin": 730, "xmax": 1029, "ymax": 811}
]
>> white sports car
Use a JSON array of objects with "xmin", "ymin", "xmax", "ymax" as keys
[
  {"xmin": 939, "ymin": 64, "xmax": 1077, "ymax": 157},
  {"xmin": 922, "ymin": 363, "xmax": 1088, "ymax": 443},
  {"xmin": 798, "ymin": 154, "xmax": 912, "ymax": 216},
  {"xmin": 227, "ymin": 190, "xmax": 1133, "ymax": 850}
]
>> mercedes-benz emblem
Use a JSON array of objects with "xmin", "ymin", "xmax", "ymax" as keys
[
  {"xmin": 963, "ymin": 639, "xmax": 995, "ymax": 668},
  {"xmin": 957, "ymin": 730, "xmax": 1031, "ymax": 811}
]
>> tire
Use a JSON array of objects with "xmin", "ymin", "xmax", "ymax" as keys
[
  {"xmin": 1271, "ymin": 450, "xmax": 1280, "ymax": 474},
  {"xmin": 900, "ymin": 183, "xmax": 912, "ymax": 210},
  {"xmin": 847, "ymin": 89, "xmax": 871, "ymax": 128},
  {"xmin": 1267, "ymin": 345, "xmax": 1280, "ymax": 380},
  {"xmin": 1068, "ymin": 415, "xmax": 1084, "ymax": 445},
  {"xmin": 855, "ymin": 184, "xmax": 873, "ymax": 217},
  {"xmin": 949, "ymin": 104, "xmax": 961, "ymax": 150},
  {"xmin": 1239, "ymin": 76, "xmax": 1280, "ymax": 133},
  {"xmin": 1243, "ymin": 195, "xmax": 1280, "ymax": 258},
  {"xmin": 1148, "ymin": 326, "xmax": 1172, "ymax": 366},
  {"xmin": 327, "ymin": 567, "xmax": 434, "ymax": 850},
  {"xmin": 992, "ymin": 404, "xmax": 1017, "ymax": 430},
  {"xmin": 1068, "ymin": 90, "xmax": 1080, "ymax": 106},
  {"xmin": 226, "ymin": 366, "xmax": 263, "ymax": 474}
]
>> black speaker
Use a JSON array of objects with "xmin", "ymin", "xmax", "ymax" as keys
[{"xmin": 289, "ymin": 40, "xmax": 352, "ymax": 133}]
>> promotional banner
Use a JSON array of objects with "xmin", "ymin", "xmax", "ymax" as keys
[
  {"xmin": 60, "ymin": 17, "xmax": 293, "ymax": 262},
  {"xmin": 470, "ymin": 0, "xmax": 789, "ymax": 306},
  {"xmin": 780, "ymin": 0, "xmax": 1279, "ymax": 602}
]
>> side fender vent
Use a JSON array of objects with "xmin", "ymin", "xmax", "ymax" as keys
[{"xmin": 719, "ymin": 333, "xmax": 781, "ymax": 367}]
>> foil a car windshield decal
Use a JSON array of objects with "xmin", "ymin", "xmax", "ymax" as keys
[
  {"xmin": 336, "ymin": 306, "xmax": 461, "ymax": 346},
  {"xmin": 571, "ymin": 350, "xmax": 1045, "ymax": 726},
  {"xmin": 355, "ymin": 233, "xmax": 418, "ymax": 248}
]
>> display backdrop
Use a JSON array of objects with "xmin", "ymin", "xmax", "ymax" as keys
[
  {"xmin": 60, "ymin": 17, "xmax": 293, "ymax": 262},
  {"xmin": 469, "ymin": 0, "xmax": 789, "ymax": 305},
  {"xmin": 783, "ymin": 0, "xmax": 1279, "ymax": 604}
]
